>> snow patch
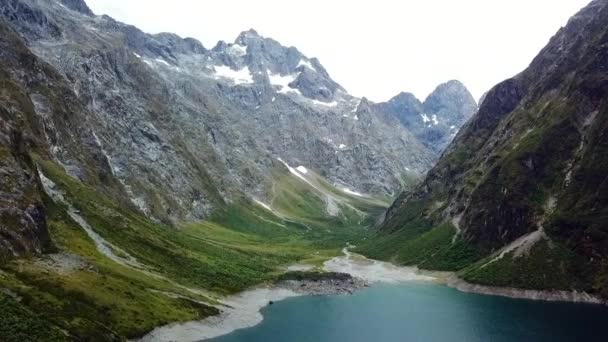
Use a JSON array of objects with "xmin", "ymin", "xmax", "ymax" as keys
[
  {"xmin": 339, "ymin": 144, "xmax": 346, "ymax": 149},
  {"xmin": 311, "ymin": 99, "xmax": 338, "ymax": 107},
  {"xmin": 155, "ymin": 58, "xmax": 170, "ymax": 67},
  {"xmin": 296, "ymin": 166, "xmax": 308, "ymax": 174},
  {"xmin": 421, "ymin": 113, "xmax": 431, "ymax": 123},
  {"xmin": 214, "ymin": 65, "xmax": 254, "ymax": 84},
  {"xmin": 277, "ymin": 158, "xmax": 311, "ymax": 185},
  {"xmin": 342, "ymin": 187, "xmax": 365, "ymax": 197},
  {"xmin": 296, "ymin": 59, "xmax": 315, "ymax": 71},
  {"xmin": 351, "ymin": 100, "xmax": 361, "ymax": 113},
  {"xmin": 133, "ymin": 52, "xmax": 141, "ymax": 59},
  {"xmin": 268, "ymin": 70, "xmax": 299, "ymax": 94},
  {"xmin": 431, "ymin": 114, "xmax": 439, "ymax": 125}
]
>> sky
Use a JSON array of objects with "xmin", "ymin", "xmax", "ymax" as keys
[{"xmin": 86, "ymin": 0, "xmax": 591, "ymax": 102}]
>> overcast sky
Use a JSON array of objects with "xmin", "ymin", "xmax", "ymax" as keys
[{"xmin": 86, "ymin": 0, "xmax": 591, "ymax": 102}]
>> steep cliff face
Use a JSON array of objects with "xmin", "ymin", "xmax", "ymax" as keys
[
  {"xmin": 0, "ymin": 83, "xmax": 50, "ymax": 261},
  {"xmin": 363, "ymin": 0, "xmax": 608, "ymax": 297},
  {"xmin": 376, "ymin": 80, "xmax": 478, "ymax": 154},
  {"xmin": 0, "ymin": 19, "xmax": 122, "ymax": 260}
]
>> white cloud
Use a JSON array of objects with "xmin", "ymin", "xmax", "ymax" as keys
[{"xmin": 86, "ymin": 0, "xmax": 591, "ymax": 101}]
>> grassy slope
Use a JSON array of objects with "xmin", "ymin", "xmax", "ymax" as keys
[
  {"xmin": 460, "ymin": 239, "xmax": 591, "ymax": 291},
  {"xmin": 359, "ymin": 222, "xmax": 480, "ymax": 271},
  {"xmin": 358, "ymin": 98, "xmax": 604, "ymax": 294},
  {"xmin": 0, "ymin": 158, "xmax": 384, "ymax": 341},
  {"xmin": 267, "ymin": 169, "xmax": 387, "ymax": 242}
]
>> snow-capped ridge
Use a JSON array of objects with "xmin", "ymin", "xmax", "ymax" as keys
[{"xmin": 214, "ymin": 65, "xmax": 254, "ymax": 84}]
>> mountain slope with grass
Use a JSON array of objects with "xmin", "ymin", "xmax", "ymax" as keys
[{"xmin": 360, "ymin": 0, "xmax": 608, "ymax": 298}]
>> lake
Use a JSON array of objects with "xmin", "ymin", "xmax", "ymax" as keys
[{"xmin": 209, "ymin": 282, "xmax": 608, "ymax": 342}]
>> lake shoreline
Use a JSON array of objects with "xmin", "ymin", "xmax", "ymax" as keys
[
  {"xmin": 137, "ymin": 248, "xmax": 606, "ymax": 342},
  {"xmin": 136, "ymin": 272, "xmax": 367, "ymax": 342},
  {"xmin": 137, "ymin": 246, "xmax": 436, "ymax": 341},
  {"xmin": 445, "ymin": 276, "xmax": 606, "ymax": 305}
]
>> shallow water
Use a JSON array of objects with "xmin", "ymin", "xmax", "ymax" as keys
[{"xmin": 209, "ymin": 282, "xmax": 608, "ymax": 342}]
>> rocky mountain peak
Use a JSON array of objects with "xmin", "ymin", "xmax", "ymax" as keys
[
  {"xmin": 387, "ymin": 92, "xmax": 423, "ymax": 110},
  {"xmin": 153, "ymin": 32, "xmax": 207, "ymax": 55},
  {"xmin": 59, "ymin": 0, "xmax": 93, "ymax": 16},
  {"xmin": 212, "ymin": 40, "xmax": 229, "ymax": 52},
  {"xmin": 225, "ymin": 30, "xmax": 345, "ymax": 102},
  {"xmin": 235, "ymin": 28, "xmax": 262, "ymax": 44},
  {"xmin": 375, "ymin": 81, "xmax": 477, "ymax": 154},
  {"xmin": 423, "ymin": 80, "xmax": 477, "ymax": 121}
]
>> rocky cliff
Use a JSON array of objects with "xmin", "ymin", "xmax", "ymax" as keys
[{"xmin": 361, "ymin": 0, "xmax": 608, "ymax": 298}]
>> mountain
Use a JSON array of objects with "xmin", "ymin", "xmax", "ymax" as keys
[
  {"xmin": 0, "ymin": 0, "xmax": 464, "ymax": 339},
  {"xmin": 360, "ymin": 0, "xmax": 608, "ymax": 298},
  {"xmin": 0, "ymin": 0, "xmax": 439, "ymax": 229},
  {"xmin": 376, "ymin": 80, "xmax": 478, "ymax": 154}
]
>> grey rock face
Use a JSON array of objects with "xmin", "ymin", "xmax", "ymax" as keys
[
  {"xmin": 423, "ymin": 80, "xmax": 478, "ymax": 129},
  {"xmin": 377, "ymin": 80, "xmax": 478, "ymax": 154},
  {"xmin": 58, "ymin": 0, "xmax": 93, "ymax": 16},
  {"xmin": 0, "ymin": 125, "xmax": 51, "ymax": 260},
  {"xmin": 0, "ymin": 0, "xmax": 435, "ymax": 224}
]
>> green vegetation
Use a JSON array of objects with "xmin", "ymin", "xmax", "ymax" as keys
[
  {"xmin": 398, "ymin": 171, "xmax": 422, "ymax": 193},
  {"xmin": 359, "ymin": 223, "xmax": 479, "ymax": 271},
  {"xmin": 0, "ymin": 191, "xmax": 222, "ymax": 339},
  {"xmin": 0, "ymin": 157, "xmax": 383, "ymax": 340},
  {"xmin": 461, "ymin": 239, "xmax": 591, "ymax": 292},
  {"xmin": 267, "ymin": 169, "xmax": 387, "ymax": 235},
  {"xmin": 0, "ymin": 294, "xmax": 66, "ymax": 342}
]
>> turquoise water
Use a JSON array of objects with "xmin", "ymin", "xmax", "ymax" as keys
[{"xmin": 209, "ymin": 283, "xmax": 608, "ymax": 342}]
